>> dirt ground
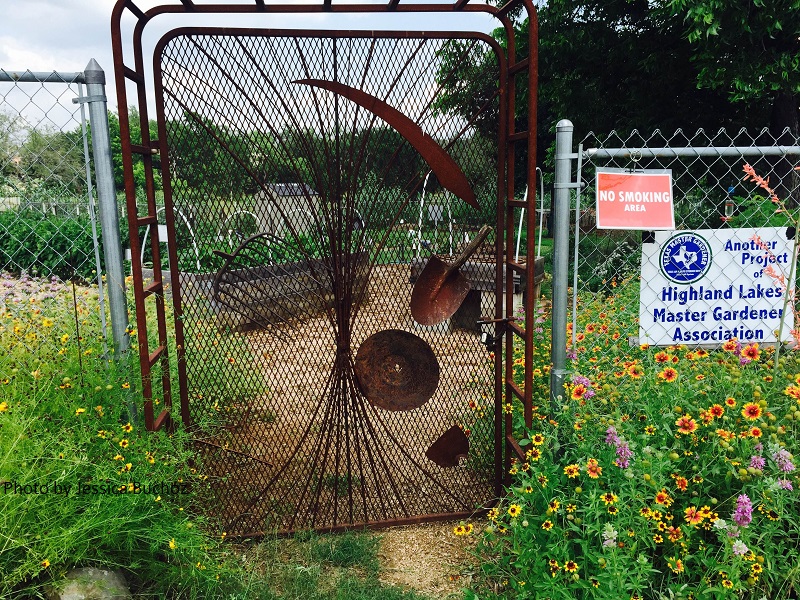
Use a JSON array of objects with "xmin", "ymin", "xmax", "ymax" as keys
[
  {"xmin": 377, "ymin": 521, "xmax": 479, "ymax": 598},
  {"xmin": 196, "ymin": 263, "xmax": 496, "ymax": 533}
]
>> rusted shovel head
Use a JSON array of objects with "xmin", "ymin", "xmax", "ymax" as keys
[
  {"xmin": 426, "ymin": 425, "xmax": 469, "ymax": 468},
  {"xmin": 354, "ymin": 329, "xmax": 440, "ymax": 412},
  {"xmin": 410, "ymin": 225, "xmax": 493, "ymax": 326},
  {"xmin": 410, "ymin": 260, "xmax": 472, "ymax": 326}
]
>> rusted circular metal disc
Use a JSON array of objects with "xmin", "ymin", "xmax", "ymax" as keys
[{"xmin": 354, "ymin": 329, "xmax": 440, "ymax": 411}]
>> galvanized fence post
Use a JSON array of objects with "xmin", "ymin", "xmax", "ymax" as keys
[
  {"xmin": 83, "ymin": 59, "xmax": 129, "ymax": 357},
  {"xmin": 550, "ymin": 119, "xmax": 573, "ymax": 404}
]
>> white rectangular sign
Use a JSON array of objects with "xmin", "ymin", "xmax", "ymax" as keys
[{"xmin": 639, "ymin": 227, "xmax": 794, "ymax": 346}]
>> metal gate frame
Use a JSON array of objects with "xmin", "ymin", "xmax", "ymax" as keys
[{"xmin": 110, "ymin": 0, "xmax": 539, "ymax": 526}]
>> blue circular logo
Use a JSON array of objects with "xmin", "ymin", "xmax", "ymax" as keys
[{"xmin": 660, "ymin": 232, "xmax": 711, "ymax": 284}]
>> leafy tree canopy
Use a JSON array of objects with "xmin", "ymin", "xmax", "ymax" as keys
[
  {"xmin": 669, "ymin": 0, "xmax": 800, "ymax": 135},
  {"xmin": 435, "ymin": 0, "xmax": 797, "ymax": 179}
]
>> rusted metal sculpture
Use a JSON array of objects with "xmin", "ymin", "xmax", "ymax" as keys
[
  {"xmin": 410, "ymin": 224, "xmax": 493, "ymax": 326},
  {"xmin": 112, "ymin": 0, "xmax": 540, "ymax": 535},
  {"xmin": 294, "ymin": 79, "xmax": 479, "ymax": 210}
]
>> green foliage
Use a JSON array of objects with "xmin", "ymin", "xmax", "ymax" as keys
[
  {"xmin": 575, "ymin": 233, "xmax": 642, "ymax": 293},
  {"xmin": 468, "ymin": 279, "xmax": 800, "ymax": 599},
  {"xmin": 237, "ymin": 532, "xmax": 429, "ymax": 600},
  {"xmin": 434, "ymin": 0, "xmax": 778, "ymax": 183},
  {"xmin": 309, "ymin": 531, "xmax": 381, "ymax": 572},
  {"xmin": 168, "ymin": 111, "xmax": 256, "ymax": 198},
  {"xmin": 19, "ymin": 128, "xmax": 86, "ymax": 193},
  {"xmin": 0, "ymin": 275, "xmax": 241, "ymax": 598},
  {"xmin": 536, "ymin": 0, "xmax": 746, "ymax": 136},
  {"xmin": 0, "ymin": 274, "xmax": 428, "ymax": 599},
  {"xmin": 0, "ymin": 114, "xmax": 87, "ymax": 196},
  {"xmin": 432, "ymin": 39, "xmax": 500, "ymax": 141},
  {"xmin": 0, "ymin": 209, "xmax": 101, "ymax": 281},
  {"xmin": 728, "ymin": 194, "xmax": 790, "ymax": 229},
  {"xmin": 0, "ymin": 112, "xmax": 23, "ymax": 179},
  {"xmin": 107, "ymin": 108, "xmax": 160, "ymax": 191},
  {"xmin": 350, "ymin": 126, "xmax": 425, "ymax": 191},
  {"xmin": 669, "ymin": 0, "xmax": 800, "ymax": 108}
]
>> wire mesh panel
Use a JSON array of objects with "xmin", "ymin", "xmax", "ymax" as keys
[
  {"xmin": 153, "ymin": 30, "xmax": 505, "ymax": 533},
  {"xmin": 572, "ymin": 128, "xmax": 800, "ymax": 348},
  {"xmin": 0, "ymin": 71, "xmax": 107, "ymax": 355}
]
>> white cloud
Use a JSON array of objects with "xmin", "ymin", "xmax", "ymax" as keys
[
  {"xmin": 1, "ymin": 0, "xmax": 499, "ymax": 117},
  {"xmin": 0, "ymin": 0, "xmax": 112, "ymax": 72}
]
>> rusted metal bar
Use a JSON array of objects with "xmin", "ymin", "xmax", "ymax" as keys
[
  {"xmin": 523, "ymin": 0, "xmax": 539, "ymax": 431},
  {"xmin": 124, "ymin": 0, "xmax": 148, "ymax": 21}
]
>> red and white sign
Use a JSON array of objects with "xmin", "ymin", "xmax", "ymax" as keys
[{"xmin": 595, "ymin": 169, "xmax": 675, "ymax": 230}]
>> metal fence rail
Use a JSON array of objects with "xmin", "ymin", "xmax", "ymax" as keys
[
  {"xmin": 0, "ymin": 63, "xmax": 128, "ymax": 357},
  {"xmin": 550, "ymin": 123, "xmax": 800, "ymax": 398}
]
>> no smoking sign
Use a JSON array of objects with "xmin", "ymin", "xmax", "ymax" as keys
[{"xmin": 595, "ymin": 168, "xmax": 675, "ymax": 230}]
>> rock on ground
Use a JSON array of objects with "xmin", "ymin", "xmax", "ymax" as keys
[{"xmin": 46, "ymin": 567, "xmax": 132, "ymax": 600}]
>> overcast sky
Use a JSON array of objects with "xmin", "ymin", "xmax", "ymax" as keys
[{"xmin": 1, "ymin": 0, "xmax": 501, "ymax": 114}]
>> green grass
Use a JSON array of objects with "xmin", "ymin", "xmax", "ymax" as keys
[
  {"xmin": 226, "ymin": 532, "xmax": 430, "ymax": 600},
  {"xmin": 308, "ymin": 531, "xmax": 381, "ymax": 571}
]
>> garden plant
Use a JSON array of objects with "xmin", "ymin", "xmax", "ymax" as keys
[
  {"xmin": 0, "ymin": 272, "xmax": 437, "ymax": 598},
  {"xmin": 462, "ymin": 167, "xmax": 800, "ymax": 599},
  {"xmin": 0, "ymin": 272, "xmax": 244, "ymax": 596}
]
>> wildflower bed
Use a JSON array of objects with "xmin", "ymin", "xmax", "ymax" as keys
[
  {"xmin": 0, "ymin": 272, "xmax": 460, "ymax": 599},
  {"xmin": 0, "ymin": 272, "xmax": 240, "ymax": 597},
  {"xmin": 466, "ymin": 278, "xmax": 800, "ymax": 599}
]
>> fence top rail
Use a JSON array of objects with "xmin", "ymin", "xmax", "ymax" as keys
[
  {"xmin": 0, "ymin": 69, "xmax": 86, "ymax": 84},
  {"xmin": 584, "ymin": 146, "xmax": 800, "ymax": 160}
]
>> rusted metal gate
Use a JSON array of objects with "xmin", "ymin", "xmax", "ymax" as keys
[{"xmin": 111, "ymin": 0, "xmax": 538, "ymax": 535}]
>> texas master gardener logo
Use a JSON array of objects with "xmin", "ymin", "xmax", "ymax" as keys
[{"xmin": 660, "ymin": 232, "xmax": 711, "ymax": 284}]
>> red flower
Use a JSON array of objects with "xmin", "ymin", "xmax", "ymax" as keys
[
  {"xmin": 675, "ymin": 415, "xmax": 698, "ymax": 435},
  {"xmin": 654, "ymin": 351, "xmax": 670, "ymax": 363},
  {"xmin": 741, "ymin": 402, "xmax": 762, "ymax": 420},
  {"xmin": 740, "ymin": 343, "xmax": 760, "ymax": 361},
  {"xmin": 722, "ymin": 338, "xmax": 739, "ymax": 352},
  {"xmin": 659, "ymin": 367, "xmax": 678, "ymax": 383},
  {"xmin": 684, "ymin": 506, "xmax": 703, "ymax": 525}
]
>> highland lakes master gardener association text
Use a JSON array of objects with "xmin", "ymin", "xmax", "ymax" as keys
[
  {"xmin": 639, "ymin": 228, "xmax": 793, "ymax": 346},
  {"xmin": 653, "ymin": 284, "xmax": 784, "ymax": 342}
]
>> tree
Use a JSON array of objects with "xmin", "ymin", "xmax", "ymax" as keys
[
  {"xmin": 435, "ymin": 0, "xmax": 780, "ymax": 179},
  {"xmin": 0, "ymin": 112, "xmax": 23, "ymax": 181},
  {"xmin": 164, "ymin": 111, "xmax": 254, "ymax": 199},
  {"xmin": 536, "ymin": 0, "xmax": 762, "ymax": 139},
  {"xmin": 107, "ymin": 107, "xmax": 160, "ymax": 191},
  {"xmin": 669, "ymin": 0, "xmax": 800, "ymax": 197},
  {"xmin": 19, "ymin": 127, "xmax": 85, "ymax": 195},
  {"xmin": 669, "ymin": 0, "xmax": 799, "ymax": 136}
]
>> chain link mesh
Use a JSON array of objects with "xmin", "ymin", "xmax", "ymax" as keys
[
  {"xmin": 1, "ymin": 71, "xmax": 107, "ymax": 357},
  {"xmin": 155, "ymin": 32, "xmax": 503, "ymax": 533},
  {"xmin": 571, "ymin": 128, "xmax": 800, "ymax": 348}
]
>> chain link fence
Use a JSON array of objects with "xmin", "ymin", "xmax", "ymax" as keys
[
  {"xmin": 564, "ymin": 127, "xmax": 800, "ymax": 352},
  {"xmin": 0, "ymin": 69, "xmax": 111, "ymax": 356}
]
